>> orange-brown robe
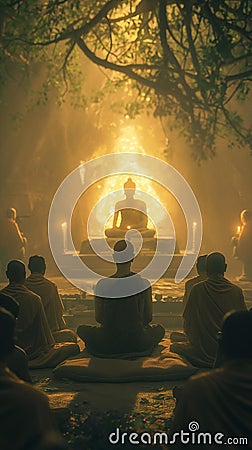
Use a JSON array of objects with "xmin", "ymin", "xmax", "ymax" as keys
[
  {"xmin": 25, "ymin": 273, "xmax": 77, "ymax": 342},
  {"xmin": 0, "ymin": 283, "xmax": 79, "ymax": 368},
  {"xmin": 171, "ymin": 361, "xmax": 252, "ymax": 449},
  {"xmin": 78, "ymin": 273, "xmax": 165, "ymax": 356},
  {"xmin": 0, "ymin": 366, "xmax": 59, "ymax": 450},
  {"xmin": 183, "ymin": 274, "xmax": 207, "ymax": 310},
  {"xmin": 171, "ymin": 274, "xmax": 208, "ymax": 344},
  {"xmin": 171, "ymin": 276, "xmax": 247, "ymax": 367}
]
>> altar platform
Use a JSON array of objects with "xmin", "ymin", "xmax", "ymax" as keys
[
  {"xmin": 42, "ymin": 275, "xmax": 252, "ymax": 331},
  {"xmin": 62, "ymin": 236, "xmax": 190, "ymax": 279}
]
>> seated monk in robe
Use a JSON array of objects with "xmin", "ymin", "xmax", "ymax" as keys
[
  {"xmin": 0, "ymin": 293, "xmax": 31, "ymax": 383},
  {"xmin": 105, "ymin": 178, "xmax": 155, "ymax": 238},
  {"xmin": 171, "ymin": 310, "xmax": 252, "ymax": 449},
  {"xmin": 170, "ymin": 254, "xmax": 208, "ymax": 344},
  {"xmin": 233, "ymin": 209, "xmax": 252, "ymax": 281},
  {"xmin": 183, "ymin": 254, "xmax": 208, "ymax": 309},
  {"xmin": 170, "ymin": 252, "xmax": 247, "ymax": 368},
  {"xmin": 0, "ymin": 307, "xmax": 64, "ymax": 450},
  {"xmin": 77, "ymin": 240, "xmax": 165, "ymax": 357},
  {"xmin": 1, "ymin": 260, "xmax": 79, "ymax": 368},
  {"xmin": 25, "ymin": 255, "xmax": 77, "ymax": 343}
]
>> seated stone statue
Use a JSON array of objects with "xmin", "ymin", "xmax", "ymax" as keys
[
  {"xmin": 0, "ymin": 208, "xmax": 27, "ymax": 271},
  {"xmin": 105, "ymin": 178, "xmax": 155, "ymax": 238},
  {"xmin": 232, "ymin": 209, "xmax": 252, "ymax": 281}
]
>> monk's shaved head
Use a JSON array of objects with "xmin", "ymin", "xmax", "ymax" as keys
[
  {"xmin": 206, "ymin": 252, "xmax": 227, "ymax": 276},
  {"xmin": 6, "ymin": 260, "xmax": 26, "ymax": 283},
  {"xmin": 113, "ymin": 240, "xmax": 134, "ymax": 264},
  {"xmin": 28, "ymin": 255, "xmax": 46, "ymax": 274}
]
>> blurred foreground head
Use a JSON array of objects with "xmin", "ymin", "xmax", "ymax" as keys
[{"xmin": 219, "ymin": 310, "xmax": 252, "ymax": 360}]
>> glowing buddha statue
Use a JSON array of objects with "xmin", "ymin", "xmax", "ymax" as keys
[{"xmin": 105, "ymin": 178, "xmax": 155, "ymax": 238}]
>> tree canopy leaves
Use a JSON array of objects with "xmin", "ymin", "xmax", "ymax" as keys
[{"xmin": 0, "ymin": 0, "xmax": 252, "ymax": 159}]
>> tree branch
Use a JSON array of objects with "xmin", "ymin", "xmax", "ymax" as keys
[
  {"xmin": 183, "ymin": 3, "xmax": 209, "ymax": 106},
  {"xmin": 75, "ymin": 36, "xmax": 158, "ymax": 91},
  {"xmin": 222, "ymin": 106, "xmax": 252, "ymax": 145},
  {"xmin": 158, "ymin": 0, "xmax": 200, "ymax": 118},
  {"xmin": 225, "ymin": 69, "xmax": 252, "ymax": 82},
  {"xmin": 75, "ymin": 34, "xmax": 190, "ymax": 109}
]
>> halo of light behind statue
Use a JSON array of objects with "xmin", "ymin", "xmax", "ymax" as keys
[{"xmin": 48, "ymin": 153, "xmax": 202, "ymax": 296}]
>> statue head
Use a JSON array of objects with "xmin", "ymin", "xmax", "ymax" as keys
[
  {"xmin": 6, "ymin": 207, "xmax": 16, "ymax": 221},
  {"xmin": 124, "ymin": 178, "xmax": 136, "ymax": 198},
  {"xmin": 241, "ymin": 209, "xmax": 251, "ymax": 225}
]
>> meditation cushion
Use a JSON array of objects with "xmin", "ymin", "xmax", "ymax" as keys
[
  {"xmin": 29, "ymin": 342, "xmax": 80, "ymax": 369},
  {"xmin": 53, "ymin": 329, "xmax": 78, "ymax": 343},
  {"xmin": 53, "ymin": 339, "xmax": 197, "ymax": 382}
]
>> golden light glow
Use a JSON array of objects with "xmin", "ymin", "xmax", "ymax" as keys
[{"xmin": 93, "ymin": 126, "xmax": 166, "ymax": 234}]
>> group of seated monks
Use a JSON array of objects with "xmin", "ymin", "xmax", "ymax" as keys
[
  {"xmin": 171, "ymin": 251, "xmax": 247, "ymax": 367},
  {"xmin": 0, "ymin": 256, "xmax": 79, "ymax": 378},
  {"xmin": 0, "ymin": 241, "xmax": 251, "ymax": 448}
]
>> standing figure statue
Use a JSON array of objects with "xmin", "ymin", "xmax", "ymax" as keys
[
  {"xmin": 0, "ymin": 208, "xmax": 27, "ymax": 271},
  {"xmin": 232, "ymin": 209, "xmax": 252, "ymax": 281},
  {"xmin": 105, "ymin": 178, "xmax": 155, "ymax": 238}
]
